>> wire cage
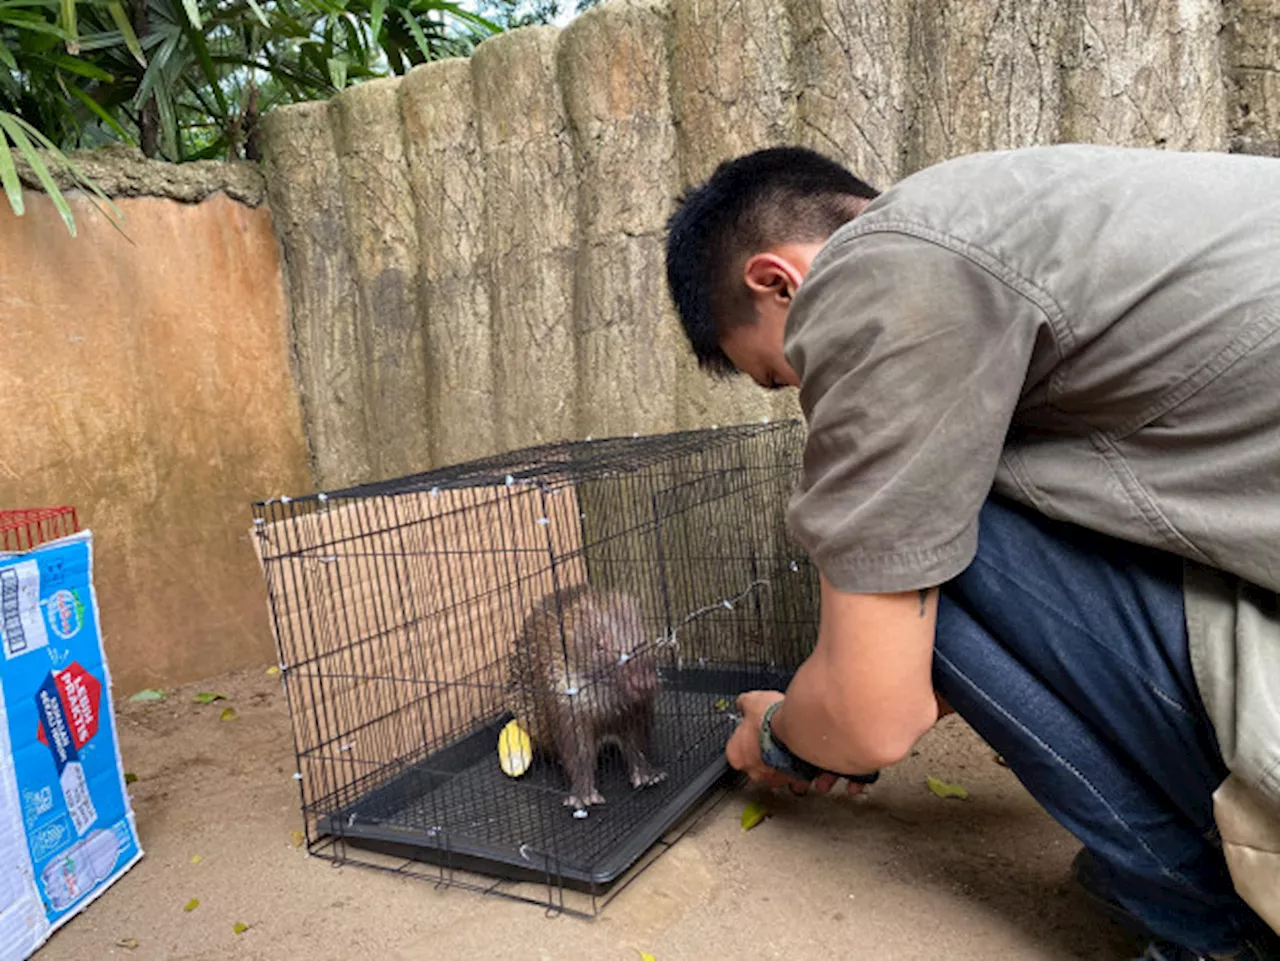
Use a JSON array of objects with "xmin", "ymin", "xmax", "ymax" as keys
[
  {"xmin": 251, "ymin": 421, "xmax": 819, "ymax": 914},
  {"xmin": 0, "ymin": 507, "xmax": 79, "ymax": 553}
]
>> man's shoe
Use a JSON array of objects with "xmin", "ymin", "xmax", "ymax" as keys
[
  {"xmin": 1073, "ymin": 849, "xmax": 1272, "ymax": 961},
  {"xmin": 1071, "ymin": 847, "xmax": 1153, "ymax": 940},
  {"xmin": 1133, "ymin": 941, "xmax": 1214, "ymax": 961}
]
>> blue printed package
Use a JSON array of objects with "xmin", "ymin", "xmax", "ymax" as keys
[{"xmin": 0, "ymin": 531, "xmax": 142, "ymax": 961}]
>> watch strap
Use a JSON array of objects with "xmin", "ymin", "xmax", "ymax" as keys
[{"xmin": 759, "ymin": 700, "xmax": 880, "ymax": 785}]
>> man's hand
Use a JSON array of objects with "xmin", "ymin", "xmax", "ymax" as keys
[
  {"xmin": 725, "ymin": 690, "xmax": 790, "ymax": 788},
  {"xmin": 725, "ymin": 690, "xmax": 865, "ymax": 796}
]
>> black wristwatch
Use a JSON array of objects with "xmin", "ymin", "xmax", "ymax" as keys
[{"xmin": 759, "ymin": 700, "xmax": 881, "ymax": 785}]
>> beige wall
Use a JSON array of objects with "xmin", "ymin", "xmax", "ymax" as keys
[{"xmin": 0, "ymin": 191, "xmax": 312, "ymax": 692}]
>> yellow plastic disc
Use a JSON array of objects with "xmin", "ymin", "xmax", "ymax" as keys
[{"xmin": 498, "ymin": 719, "xmax": 533, "ymax": 778}]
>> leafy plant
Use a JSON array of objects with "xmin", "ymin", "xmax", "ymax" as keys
[
  {"xmin": 0, "ymin": 0, "xmax": 588, "ymax": 232},
  {"xmin": 0, "ymin": 109, "xmax": 124, "ymax": 234},
  {"xmin": 1, "ymin": 0, "xmax": 498, "ymax": 230},
  {"xmin": 1, "ymin": 0, "xmax": 135, "ymax": 231}
]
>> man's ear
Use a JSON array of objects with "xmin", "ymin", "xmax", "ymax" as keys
[{"xmin": 743, "ymin": 252, "xmax": 799, "ymax": 305}]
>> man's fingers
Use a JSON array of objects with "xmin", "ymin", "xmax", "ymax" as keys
[{"xmin": 812, "ymin": 773, "xmax": 839, "ymax": 795}]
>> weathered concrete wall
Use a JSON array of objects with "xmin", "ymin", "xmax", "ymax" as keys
[
  {"xmin": 257, "ymin": 0, "xmax": 1279, "ymax": 488},
  {"xmin": 0, "ymin": 189, "xmax": 312, "ymax": 693},
  {"xmin": 1227, "ymin": 0, "xmax": 1280, "ymax": 157},
  {"xmin": 401, "ymin": 60, "xmax": 497, "ymax": 463},
  {"xmin": 560, "ymin": 1, "xmax": 681, "ymax": 439}
]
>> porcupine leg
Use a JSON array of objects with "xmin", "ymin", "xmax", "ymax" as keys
[
  {"xmin": 620, "ymin": 703, "xmax": 667, "ymax": 790},
  {"xmin": 556, "ymin": 715, "xmax": 604, "ymax": 809}
]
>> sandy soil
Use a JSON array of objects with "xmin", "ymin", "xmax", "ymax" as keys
[{"xmin": 37, "ymin": 666, "xmax": 1139, "ymax": 961}]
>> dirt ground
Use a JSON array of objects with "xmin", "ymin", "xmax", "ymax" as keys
[{"xmin": 38, "ymin": 666, "xmax": 1140, "ymax": 961}]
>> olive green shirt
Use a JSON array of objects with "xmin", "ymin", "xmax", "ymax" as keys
[{"xmin": 784, "ymin": 145, "xmax": 1280, "ymax": 817}]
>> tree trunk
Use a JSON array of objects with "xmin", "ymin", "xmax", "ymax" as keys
[
  {"xmin": 138, "ymin": 99, "xmax": 160, "ymax": 158},
  {"xmin": 131, "ymin": 0, "xmax": 160, "ymax": 158}
]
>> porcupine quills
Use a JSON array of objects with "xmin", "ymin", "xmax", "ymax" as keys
[{"xmin": 507, "ymin": 585, "xmax": 667, "ymax": 811}]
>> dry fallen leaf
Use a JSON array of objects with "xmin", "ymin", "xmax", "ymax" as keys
[
  {"xmin": 740, "ymin": 800, "xmax": 770, "ymax": 831},
  {"xmin": 190, "ymin": 854, "xmax": 203, "ymax": 865},
  {"xmin": 193, "ymin": 692, "xmax": 226, "ymax": 705},
  {"xmin": 994, "ymin": 754, "xmax": 1009, "ymax": 768},
  {"xmin": 123, "ymin": 772, "xmax": 137, "ymax": 785},
  {"xmin": 183, "ymin": 898, "xmax": 200, "ymax": 913},
  {"xmin": 926, "ymin": 775, "xmax": 970, "ymax": 800},
  {"xmin": 266, "ymin": 666, "xmax": 280, "ymax": 675},
  {"xmin": 220, "ymin": 707, "xmax": 238, "ymax": 722},
  {"xmin": 129, "ymin": 689, "xmax": 165, "ymax": 703},
  {"xmin": 637, "ymin": 952, "xmax": 657, "ymax": 961},
  {"xmin": 117, "ymin": 938, "xmax": 139, "ymax": 950},
  {"xmin": 291, "ymin": 830, "xmax": 305, "ymax": 848},
  {"xmin": 233, "ymin": 922, "xmax": 249, "ymax": 935}
]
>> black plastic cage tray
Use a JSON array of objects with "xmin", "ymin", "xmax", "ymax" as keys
[{"xmin": 317, "ymin": 665, "xmax": 791, "ymax": 892}]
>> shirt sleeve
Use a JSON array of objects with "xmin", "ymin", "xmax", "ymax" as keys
[{"xmin": 784, "ymin": 229, "xmax": 1049, "ymax": 594}]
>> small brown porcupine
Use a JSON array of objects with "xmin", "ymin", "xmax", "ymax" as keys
[{"xmin": 506, "ymin": 584, "xmax": 666, "ymax": 811}]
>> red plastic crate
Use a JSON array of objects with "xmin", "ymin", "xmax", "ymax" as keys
[{"xmin": 0, "ymin": 507, "xmax": 80, "ymax": 553}]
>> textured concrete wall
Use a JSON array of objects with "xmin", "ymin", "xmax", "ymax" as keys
[
  {"xmin": 1227, "ymin": 0, "xmax": 1280, "ymax": 157},
  {"xmin": 258, "ymin": 0, "xmax": 1280, "ymax": 488},
  {"xmin": 401, "ymin": 60, "xmax": 497, "ymax": 463},
  {"xmin": 0, "ymin": 191, "xmax": 312, "ymax": 693}
]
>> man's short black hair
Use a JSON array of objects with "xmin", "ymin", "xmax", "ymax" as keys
[{"xmin": 665, "ymin": 146, "xmax": 879, "ymax": 375}]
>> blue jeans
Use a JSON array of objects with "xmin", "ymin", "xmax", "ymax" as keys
[{"xmin": 934, "ymin": 496, "xmax": 1277, "ymax": 958}]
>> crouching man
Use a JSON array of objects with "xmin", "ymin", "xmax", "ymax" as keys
[{"xmin": 664, "ymin": 144, "xmax": 1280, "ymax": 961}]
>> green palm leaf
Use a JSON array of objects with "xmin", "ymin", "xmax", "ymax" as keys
[{"xmin": 0, "ymin": 111, "xmax": 75, "ymax": 232}]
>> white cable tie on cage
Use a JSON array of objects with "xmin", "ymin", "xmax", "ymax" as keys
[
  {"xmin": 339, "ymin": 742, "xmax": 354, "ymax": 752},
  {"xmin": 430, "ymin": 487, "xmax": 440, "ymax": 498},
  {"xmin": 659, "ymin": 578, "xmax": 774, "ymax": 655},
  {"xmin": 292, "ymin": 772, "xmax": 302, "ymax": 781},
  {"xmin": 505, "ymin": 474, "xmax": 515, "ymax": 486},
  {"xmin": 320, "ymin": 555, "xmax": 338, "ymax": 564},
  {"xmin": 616, "ymin": 651, "xmax": 631, "ymax": 665},
  {"xmin": 347, "ymin": 813, "xmax": 357, "ymax": 827},
  {"xmin": 281, "ymin": 495, "xmax": 291, "ymax": 504},
  {"xmin": 572, "ymin": 809, "xmax": 589, "ymax": 820},
  {"xmin": 253, "ymin": 517, "xmax": 264, "ymax": 527},
  {"xmin": 519, "ymin": 843, "xmax": 533, "ymax": 860},
  {"xmin": 317, "ymin": 492, "xmax": 328, "ymax": 502},
  {"xmin": 564, "ymin": 686, "xmax": 579, "ymax": 697},
  {"xmin": 762, "ymin": 416, "xmax": 770, "ymax": 424},
  {"xmin": 536, "ymin": 517, "xmax": 549, "ymax": 526},
  {"xmin": 790, "ymin": 560, "xmax": 799, "ymax": 572}
]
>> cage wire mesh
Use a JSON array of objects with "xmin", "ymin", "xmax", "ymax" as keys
[{"xmin": 252, "ymin": 421, "xmax": 819, "ymax": 914}]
